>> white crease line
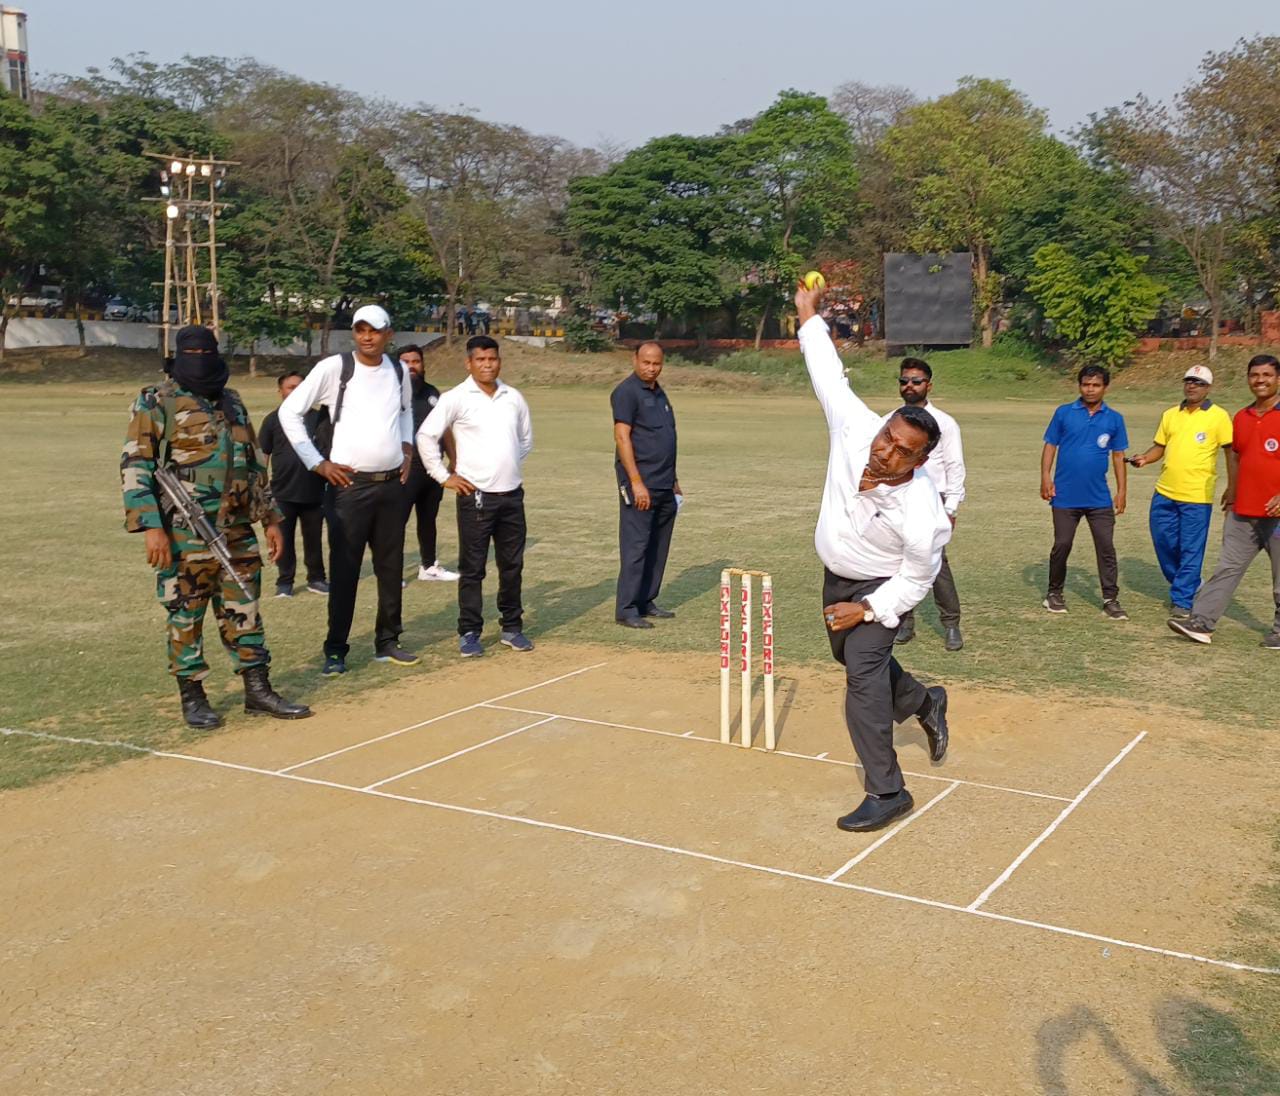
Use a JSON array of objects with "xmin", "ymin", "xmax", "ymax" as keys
[
  {"xmin": 825, "ymin": 781, "xmax": 961, "ymax": 882},
  {"xmin": 1, "ymin": 726, "xmax": 1277, "ymax": 977},
  {"xmin": 481, "ymin": 704, "xmax": 1072, "ymax": 802},
  {"xmin": 276, "ymin": 662, "xmax": 607, "ymax": 773},
  {"xmin": 363, "ymin": 717, "xmax": 556, "ymax": 790},
  {"xmin": 968, "ymin": 732, "xmax": 1147, "ymax": 911}
]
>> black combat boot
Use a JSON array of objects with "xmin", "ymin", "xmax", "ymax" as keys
[
  {"xmin": 178, "ymin": 678, "xmax": 222, "ymax": 730},
  {"xmin": 242, "ymin": 665, "xmax": 313, "ymax": 719}
]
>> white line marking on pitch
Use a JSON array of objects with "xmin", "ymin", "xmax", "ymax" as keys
[
  {"xmin": 5, "ymin": 726, "xmax": 1275, "ymax": 977},
  {"xmin": 825, "ymin": 781, "xmax": 961, "ymax": 882},
  {"xmin": 482, "ymin": 703, "xmax": 1071, "ymax": 802},
  {"xmin": 276, "ymin": 662, "xmax": 606, "ymax": 773},
  {"xmin": 363, "ymin": 717, "xmax": 556, "ymax": 790},
  {"xmin": 967, "ymin": 732, "xmax": 1146, "ymax": 911},
  {"xmin": 814, "ymin": 752, "xmax": 829, "ymax": 760}
]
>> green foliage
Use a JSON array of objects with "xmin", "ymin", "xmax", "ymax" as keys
[
  {"xmin": 1027, "ymin": 245, "xmax": 1166, "ymax": 366},
  {"xmin": 561, "ymin": 315, "xmax": 614, "ymax": 352}
]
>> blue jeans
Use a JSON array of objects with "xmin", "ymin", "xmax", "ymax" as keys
[{"xmin": 1148, "ymin": 491, "xmax": 1212, "ymax": 609}]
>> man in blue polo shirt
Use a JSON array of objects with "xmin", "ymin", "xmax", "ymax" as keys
[
  {"xmin": 612, "ymin": 342, "xmax": 682, "ymax": 628},
  {"xmin": 1040, "ymin": 365, "xmax": 1130, "ymax": 619}
]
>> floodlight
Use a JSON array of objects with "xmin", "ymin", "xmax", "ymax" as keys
[
  {"xmin": 160, "ymin": 170, "xmax": 168, "ymax": 182},
  {"xmin": 166, "ymin": 204, "xmax": 180, "ymax": 219},
  {"xmin": 160, "ymin": 185, "xmax": 170, "ymax": 197},
  {"xmin": 214, "ymin": 178, "xmax": 224, "ymax": 190},
  {"xmin": 170, "ymin": 160, "xmax": 183, "ymax": 174},
  {"xmin": 185, "ymin": 163, "xmax": 197, "ymax": 176},
  {"xmin": 200, "ymin": 164, "xmax": 212, "ymax": 177}
]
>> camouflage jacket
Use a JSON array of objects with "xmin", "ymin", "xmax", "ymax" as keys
[{"xmin": 121, "ymin": 382, "xmax": 282, "ymax": 533}]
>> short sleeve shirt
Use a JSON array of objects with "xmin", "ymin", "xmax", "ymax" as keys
[
  {"xmin": 1152, "ymin": 401, "xmax": 1233, "ymax": 504},
  {"xmin": 611, "ymin": 373, "xmax": 677, "ymax": 490},
  {"xmin": 259, "ymin": 408, "xmax": 326, "ymax": 506},
  {"xmin": 1231, "ymin": 404, "xmax": 1280, "ymax": 517},
  {"xmin": 1044, "ymin": 399, "xmax": 1128, "ymax": 509}
]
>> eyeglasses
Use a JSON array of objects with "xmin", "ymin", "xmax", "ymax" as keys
[
  {"xmin": 1184, "ymin": 379, "xmax": 1209, "ymax": 386},
  {"xmin": 898, "ymin": 377, "xmax": 928, "ymax": 386}
]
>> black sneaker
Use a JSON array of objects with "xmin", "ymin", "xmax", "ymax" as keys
[
  {"xmin": 1043, "ymin": 592, "xmax": 1067, "ymax": 614},
  {"xmin": 322, "ymin": 654, "xmax": 347, "ymax": 676},
  {"xmin": 374, "ymin": 646, "xmax": 420, "ymax": 667},
  {"xmin": 307, "ymin": 580, "xmax": 330, "ymax": 595},
  {"xmin": 275, "ymin": 583, "xmax": 294, "ymax": 599},
  {"xmin": 1260, "ymin": 632, "xmax": 1280, "ymax": 650},
  {"xmin": 1102, "ymin": 599, "xmax": 1129, "ymax": 621},
  {"xmin": 1168, "ymin": 616, "xmax": 1213, "ymax": 644}
]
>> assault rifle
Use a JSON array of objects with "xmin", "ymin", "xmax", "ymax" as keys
[{"xmin": 154, "ymin": 465, "xmax": 256, "ymax": 602}]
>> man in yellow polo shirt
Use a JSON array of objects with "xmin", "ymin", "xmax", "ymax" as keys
[{"xmin": 1130, "ymin": 365, "xmax": 1234, "ymax": 615}]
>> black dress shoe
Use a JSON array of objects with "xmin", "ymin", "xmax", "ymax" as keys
[
  {"xmin": 919, "ymin": 686, "xmax": 948, "ymax": 762},
  {"xmin": 617, "ymin": 617, "xmax": 655, "ymax": 629},
  {"xmin": 837, "ymin": 789, "xmax": 914, "ymax": 832},
  {"xmin": 944, "ymin": 625, "xmax": 963, "ymax": 651},
  {"xmin": 644, "ymin": 605, "xmax": 676, "ymax": 619},
  {"xmin": 895, "ymin": 615, "xmax": 915, "ymax": 644}
]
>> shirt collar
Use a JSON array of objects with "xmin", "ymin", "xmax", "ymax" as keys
[
  {"xmin": 1071, "ymin": 398, "xmax": 1109, "ymax": 413},
  {"xmin": 1179, "ymin": 398, "xmax": 1213, "ymax": 410},
  {"xmin": 629, "ymin": 372, "xmax": 663, "ymax": 395},
  {"xmin": 463, "ymin": 375, "xmax": 507, "ymax": 398}
]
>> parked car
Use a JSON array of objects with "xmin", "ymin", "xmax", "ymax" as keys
[
  {"xmin": 104, "ymin": 297, "xmax": 141, "ymax": 321},
  {"xmin": 6, "ymin": 285, "xmax": 64, "ymax": 310}
]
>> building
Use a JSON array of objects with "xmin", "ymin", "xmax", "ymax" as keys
[{"xmin": 1, "ymin": 7, "xmax": 29, "ymax": 101}]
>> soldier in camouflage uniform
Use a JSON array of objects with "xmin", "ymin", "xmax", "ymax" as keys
[{"xmin": 121, "ymin": 325, "xmax": 312, "ymax": 728}]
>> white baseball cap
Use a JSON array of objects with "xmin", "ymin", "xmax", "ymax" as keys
[
  {"xmin": 351, "ymin": 304, "xmax": 392, "ymax": 330},
  {"xmin": 1183, "ymin": 365, "xmax": 1213, "ymax": 384}
]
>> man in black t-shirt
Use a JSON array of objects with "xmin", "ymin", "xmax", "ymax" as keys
[
  {"xmin": 259, "ymin": 371, "xmax": 329, "ymax": 598},
  {"xmin": 611, "ymin": 342, "xmax": 682, "ymax": 628},
  {"xmin": 400, "ymin": 345, "xmax": 458, "ymax": 582}
]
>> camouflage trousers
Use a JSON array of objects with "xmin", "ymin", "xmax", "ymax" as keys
[{"xmin": 156, "ymin": 523, "xmax": 270, "ymax": 680}]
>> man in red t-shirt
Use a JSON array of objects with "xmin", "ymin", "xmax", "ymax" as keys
[{"xmin": 1170, "ymin": 355, "xmax": 1280, "ymax": 647}]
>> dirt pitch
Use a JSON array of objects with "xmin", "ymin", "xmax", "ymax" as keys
[{"xmin": 3, "ymin": 645, "xmax": 1278, "ymax": 1094}]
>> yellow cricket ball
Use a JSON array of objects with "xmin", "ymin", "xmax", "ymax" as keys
[{"xmin": 803, "ymin": 271, "xmax": 826, "ymax": 291}]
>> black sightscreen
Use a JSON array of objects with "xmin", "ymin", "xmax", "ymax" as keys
[{"xmin": 884, "ymin": 252, "xmax": 973, "ymax": 347}]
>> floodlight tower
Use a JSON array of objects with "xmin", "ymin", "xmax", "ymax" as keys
[{"xmin": 144, "ymin": 152, "xmax": 237, "ymax": 353}]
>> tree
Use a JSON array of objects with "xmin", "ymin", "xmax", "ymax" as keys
[
  {"xmin": 565, "ymin": 134, "xmax": 740, "ymax": 345},
  {"xmin": 882, "ymin": 78, "xmax": 1046, "ymax": 346},
  {"xmin": 829, "ymin": 80, "xmax": 917, "ymax": 150},
  {"xmin": 1027, "ymin": 245, "xmax": 1165, "ymax": 367},
  {"xmin": 0, "ymin": 91, "xmax": 74, "ymax": 359}
]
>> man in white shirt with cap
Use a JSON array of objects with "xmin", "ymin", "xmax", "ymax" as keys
[
  {"xmin": 797, "ymin": 281, "xmax": 953, "ymax": 833},
  {"xmin": 279, "ymin": 305, "xmax": 417, "ymax": 676}
]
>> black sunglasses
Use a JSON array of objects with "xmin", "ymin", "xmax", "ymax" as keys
[
  {"xmin": 898, "ymin": 377, "xmax": 928, "ymax": 386},
  {"xmin": 1184, "ymin": 378, "xmax": 1209, "ymax": 386}
]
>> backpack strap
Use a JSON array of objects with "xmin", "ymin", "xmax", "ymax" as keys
[{"xmin": 332, "ymin": 352, "xmax": 356, "ymax": 426}]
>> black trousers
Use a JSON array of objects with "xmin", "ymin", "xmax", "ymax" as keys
[
  {"xmin": 898, "ymin": 548, "xmax": 960, "ymax": 628},
  {"xmin": 823, "ymin": 569, "xmax": 929, "ymax": 796},
  {"xmin": 615, "ymin": 488, "xmax": 677, "ymax": 619},
  {"xmin": 1048, "ymin": 506, "xmax": 1118, "ymax": 600},
  {"xmin": 324, "ymin": 477, "xmax": 405, "ymax": 657},
  {"xmin": 275, "ymin": 499, "xmax": 326, "ymax": 586},
  {"xmin": 456, "ymin": 488, "xmax": 526, "ymax": 636},
  {"xmin": 402, "ymin": 463, "xmax": 444, "ymax": 565}
]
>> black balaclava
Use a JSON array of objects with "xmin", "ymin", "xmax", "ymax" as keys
[{"xmin": 171, "ymin": 325, "xmax": 230, "ymax": 400}]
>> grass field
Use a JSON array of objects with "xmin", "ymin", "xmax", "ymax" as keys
[{"xmin": 2, "ymin": 339, "xmax": 1279, "ymax": 1091}]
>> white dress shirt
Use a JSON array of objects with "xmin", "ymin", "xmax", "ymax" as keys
[
  {"xmin": 417, "ymin": 375, "xmax": 533, "ymax": 491},
  {"xmin": 879, "ymin": 401, "xmax": 966, "ymax": 515},
  {"xmin": 278, "ymin": 353, "xmax": 413, "ymax": 472},
  {"xmin": 800, "ymin": 315, "xmax": 952, "ymax": 628}
]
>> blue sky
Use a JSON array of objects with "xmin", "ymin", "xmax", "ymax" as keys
[{"xmin": 32, "ymin": 0, "xmax": 1278, "ymax": 147}]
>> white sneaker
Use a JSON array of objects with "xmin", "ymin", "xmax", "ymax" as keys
[{"xmin": 419, "ymin": 561, "xmax": 459, "ymax": 582}]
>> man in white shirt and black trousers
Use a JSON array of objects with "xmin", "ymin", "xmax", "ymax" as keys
[
  {"xmin": 417, "ymin": 335, "xmax": 534, "ymax": 657},
  {"xmin": 890, "ymin": 358, "xmax": 967, "ymax": 651},
  {"xmin": 797, "ymin": 281, "xmax": 953, "ymax": 832},
  {"xmin": 279, "ymin": 305, "xmax": 418, "ymax": 676}
]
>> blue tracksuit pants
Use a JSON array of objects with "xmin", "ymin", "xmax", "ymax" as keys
[{"xmin": 1149, "ymin": 491, "xmax": 1212, "ymax": 610}]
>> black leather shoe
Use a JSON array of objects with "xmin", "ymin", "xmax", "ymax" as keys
[
  {"xmin": 242, "ymin": 665, "xmax": 313, "ymax": 719},
  {"xmin": 617, "ymin": 617, "xmax": 655, "ymax": 629},
  {"xmin": 179, "ymin": 678, "xmax": 222, "ymax": 730},
  {"xmin": 919, "ymin": 686, "xmax": 948, "ymax": 762},
  {"xmin": 837, "ymin": 789, "xmax": 914, "ymax": 832},
  {"xmin": 644, "ymin": 605, "xmax": 676, "ymax": 619},
  {"xmin": 895, "ymin": 615, "xmax": 915, "ymax": 644},
  {"xmin": 944, "ymin": 625, "xmax": 963, "ymax": 651}
]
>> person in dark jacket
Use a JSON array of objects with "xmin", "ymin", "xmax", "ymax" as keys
[{"xmin": 399, "ymin": 345, "xmax": 458, "ymax": 582}]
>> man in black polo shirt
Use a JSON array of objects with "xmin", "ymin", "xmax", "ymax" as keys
[
  {"xmin": 399, "ymin": 344, "xmax": 458, "ymax": 583},
  {"xmin": 612, "ymin": 342, "xmax": 682, "ymax": 629},
  {"xmin": 258, "ymin": 371, "xmax": 329, "ymax": 598}
]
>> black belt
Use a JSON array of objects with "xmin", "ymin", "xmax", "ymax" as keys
[
  {"xmin": 476, "ymin": 486, "xmax": 522, "ymax": 497},
  {"xmin": 350, "ymin": 469, "xmax": 401, "ymax": 483}
]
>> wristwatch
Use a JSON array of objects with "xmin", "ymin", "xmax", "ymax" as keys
[{"xmin": 858, "ymin": 599, "xmax": 876, "ymax": 623}]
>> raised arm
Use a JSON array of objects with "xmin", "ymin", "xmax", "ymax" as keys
[{"xmin": 795, "ymin": 282, "xmax": 875, "ymax": 432}]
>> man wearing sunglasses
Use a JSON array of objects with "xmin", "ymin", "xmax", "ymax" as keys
[
  {"xmin": 1128, "ymin": 366, "xmax": 1233, "ymax": 617},
  {"xmin": 889, "ymin": 359, "xmax": 966, "ymax": 651}
]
